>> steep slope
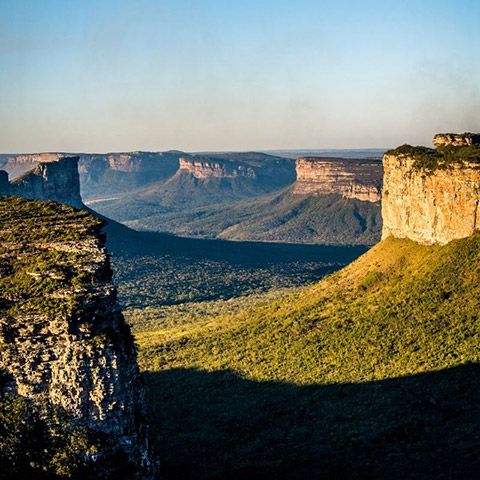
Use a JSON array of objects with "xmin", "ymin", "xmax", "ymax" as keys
[
  {"xmin": 0, "ymin": 198, "xmax": 154, "ymax": 479},
  {"xmin": 8, "ymin": 156, "xmax": 84, "ymax": 208}
]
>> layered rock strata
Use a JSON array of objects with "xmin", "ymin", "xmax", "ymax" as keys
[
  {"xmin": 382, "ymin": 135, "xmax": 480, "ymax": 244},
  {"xmin": 293, "ymin": 157, "xmax": 383, "ymax": 202},
  {"xmin": 0, "ymin": 197, "xmax": 154, "ymax": 478},
  {"xmin": 179, "ymin": 157, "xmax": 257, "ymax": 179},
  {"xmin": 8, "ymin": 156, "xmax": 84, "ymax": 208}
]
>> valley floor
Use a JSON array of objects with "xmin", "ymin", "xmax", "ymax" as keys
[{"xmin": 129, "ymin": 236, "xmax": 480, "ymax": 480}]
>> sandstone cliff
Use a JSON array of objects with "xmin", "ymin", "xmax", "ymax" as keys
[
  {"xmin": 0, "ymin": 197, "xmax": 154, "ymax": 478},
  {"xmin": 382, "ymin": 136, "xmax": 480, "ymax": 244},
  {"xmin": 433, "ymin": 132, "xmax": 480, "ymax": 147},
  {"xmin": 292, "ymin": 157, "xmax": 383, "ymax": 202},
  {"xmin": 7, "ymin": 156, "xmax": 84, "ymax": 208},
  {"xmin": 0, "ymin": 152, "xmax": 64, "ymax": 178},
  {"xmin": 179, "ymin": 157, "xmax": 257, "ymax": 179}
]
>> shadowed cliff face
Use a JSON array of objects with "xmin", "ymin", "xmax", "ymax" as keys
[
  {"xmin": 8, "ymin": 156, "xmax": 84, "ymax": 208},
  {"xmin": 0, "ymin": 198, "xmax": 154, "ymax": 479},
  {"xmin": 293, "ymin": 157, "xmax": 383, "ymax": 202}
]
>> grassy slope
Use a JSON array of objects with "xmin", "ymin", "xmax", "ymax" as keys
[{"xmin": 136, "ymin": 235, "xmax": 480, "ymax": 479}]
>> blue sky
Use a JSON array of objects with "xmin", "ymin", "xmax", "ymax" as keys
[{"xmin": 0, "ymin": 0, "xmax": 479, "ymax": 152}]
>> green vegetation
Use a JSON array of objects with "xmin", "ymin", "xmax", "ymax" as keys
[
  {"xmin": 105, "ymin": 189, "xmax": 381, "ymax": 246},
  {"xmin": 0, "ymin": 197, "xmax": 103, "ymax": 320},
  {"xmin": 0, "ymin": 393, "xmax": 99, "ymax": 480},
  {"xmin": 106, "ymin": 222, "xmax": 367, "ymax": 308},
  {"xmin": 387, "ymin": 144, "xmax": 480, "ymax": 172},
  {"xmin": 135, "ymin": 235, "xmax": 480, "ymax": 479}
]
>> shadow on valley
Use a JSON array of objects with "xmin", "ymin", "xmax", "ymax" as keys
[
  {"xmin": 104, "ymin": 220, "xmax": 367, "ymax": 307},
  {"xmin": 143, "ymin": 363, "xmax": 480, "ymax": 480}
]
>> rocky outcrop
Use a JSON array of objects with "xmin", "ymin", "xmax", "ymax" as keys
[
  {"xmin": 433, "ymin": 132, "xmax": 480, "ymax": 147},
  {"xmin": 292, "ymin": 157, "xmax": 383, "ymax": 202},
  {"xmin": 9, "ymin": 156, "xmax": 84, "ymax": 208},
  {"xmin": 0, "ymin": 197, "xmax": 154, "ymax": 478},
  {"xmin": 382, "ymin": 135, "xmax": 480, "ymax": 244},
  {"xmin": 0, "ymin": 152, "xmax": 64, "ymax": 178},
  {"xmin": 179, "ymin": 157, "xmax": 257, "ymax": 179}
]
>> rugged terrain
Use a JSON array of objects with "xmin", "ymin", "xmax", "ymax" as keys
[
  {"xmin": 0, "ymin": 156, "xmax": 84, "ymax": 208},
  {"xmin": 0, "ymin": 198, "xmax": 154, "ymax": 479},
  {"xmin": 1, "ymin": 149, "xmax": 383, "ymax": 245},
  {"xmin": 117, "ymin": 156, "xmax": 383, "ymax": 245}
]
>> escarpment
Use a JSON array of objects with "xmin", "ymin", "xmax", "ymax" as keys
[
  {"xmin": 179, "ymin": 157, "xmax": 257, "ymax": 179},
  {"xmin": 0, "ymin": 152, "xmax": 64, "ymax": 178},
  {"xmin": 1, "ymin": 156, "xmax": 84, "ymax": 208},
  {"xmin": 382, "ymin": 134, "xmax": 480, "ymax": 244},
  {"xmin": 293, "ymin": 157, "xmax": 383, "ymax": 202},
  {"xmin": 0, "ymin": 197, "xmax": 154, "ymax": 478}
]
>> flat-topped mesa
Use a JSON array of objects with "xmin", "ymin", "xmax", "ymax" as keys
[
  {"xmin": 9, "ymin": 156, "xmax": 84, "ymax": 208},
  {"xmin": 179, "ymin": 156, "xmax": 257, "ymax": 179},
  {"xmin": 382, "ymin": 134, "xmax": 480, "ymax": 244},
  {"xmin": 292, "ymin": 157, "xmax": 383, "ymax": 202},
  {"xmin": 0, "ymin": 152, "xmax": 64, "ymax": 178},
  {"xmin": 433, "ymin": 132, "xmax": 480, "ymax": 147}
]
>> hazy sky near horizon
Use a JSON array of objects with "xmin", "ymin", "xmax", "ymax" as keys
[{"xmin": 1, "ymin": 0, "xmax": 479, "ymax": 152}]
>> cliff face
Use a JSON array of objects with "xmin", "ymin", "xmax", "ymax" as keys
[
  {"xmin": 8, "ymin": 156, "xmax": 84, "ymax": 208},
  {"xmin": 0, "ymin": 197, "xmax": 154, "ymax": 478},
  {"xmin": 293, "ymin": 157, "xmax": 383, "ymax": 202},
  {"xmin": 0, "ymin": 151, "xmax": 183, "ymax": 200},
  {"xmin": 0, "ymin": 152, "xmax": 64, "ymax": 178},
  {"xmin": 382, "ymin": 138, "xmax": 480, "ymax": 244},
  {"xmin": 179, "ymin": 157, "xmax": 257, "ymax": 179},
  {"xmin": 433, "ymin": 132, "xmax": 480, "ymax": 147}
]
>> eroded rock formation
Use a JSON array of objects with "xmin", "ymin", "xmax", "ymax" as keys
[
  {"xmin": 292, "ymin": 157, "xmax": 383, "ymax": 202},
  {"xmin": 8, "ymin": 156, "xmax": 84, "ymax": 208},
  {"xmin": 0, "ymin": 197, "xmax": 154, "ymax": 478},
  {"xmin": 382, "ymin": 134, "xmax": 480, "ymax": 244},
  {"xmin": 433, "ymin": 132, "xmax": 480, "ymax": 147},
  {"xmin": 179, "ymin": 157, "xmax": 257, "ymax": 179}
]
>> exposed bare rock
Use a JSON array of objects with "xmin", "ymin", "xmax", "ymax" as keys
[
  {"xmin": 9, "ymin": 156, "xmax": 84, "ymax": 208},
  {"xmin": 293, "ymin": 157, "xmax": 383, "ymax": 202},
  {"xmin": 382, "ymin": 138, "xmax": 480, "ymax": 244},
  {"xmin": 179, "ymin": 157, "xmax": 257, "ymax": 179},
  {"xmin": 0, "ymin": 197, "xmax": 155, "ymax": 478},
  {"xmin": 433, "ymin": 132, "xmax": 480, "ymax": 147},
  {"xmin": 0, "ymin": 152, "xmax": 64, "ymax": 178}
]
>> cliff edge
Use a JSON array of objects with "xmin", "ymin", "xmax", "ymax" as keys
[
  {"xmin": 382, "ymin": 134, "xmax": 480, "ymax": 244},
  {"xmin": 1, "ymin": 156, "xmax": 84, "ymax": 209},
  {"xmin": 0, "ymin": 197, "xmax": 154, "ymax": 478}
]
